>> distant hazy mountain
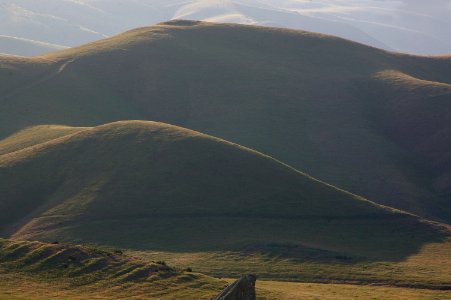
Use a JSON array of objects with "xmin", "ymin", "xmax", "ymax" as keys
[
  {"xmin": 0, "ymin": 35, "xmax": 66, "ymax": 56},
  {"xmin": 1, "ymin": 0, "xmax": 450, "ymax": 56}
]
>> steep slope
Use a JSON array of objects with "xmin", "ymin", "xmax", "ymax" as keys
[
  {"xmin": 0, "ymin": 21, "xmax": 450, "ymax": 222},
  {"xmin": 0, "ymin": 121, "xmax": 448, "ymax": 263}
]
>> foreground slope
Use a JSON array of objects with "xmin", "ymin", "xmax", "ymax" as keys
[
  {"xmin": 1, "ymin": 238, "xmax": 449, "ymax": 299},
  {"xmin": 0, "ymin": 121, "xmax": 448, "ymax": 265},
  {"xmin": 0, "ymin": 21, "xmax": 450, "ymax": 222},
  {"xmin": 0, "ymin": 238, "xmax": 223, "ymax": 299}
]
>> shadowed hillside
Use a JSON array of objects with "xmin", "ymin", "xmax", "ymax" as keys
[
  {"xmin": 0, "ymin": 121, "xmax": 448, "ymax": 265},
  {"xmin": 0, "ymin": 20, "xmax": 450, "ymax": 222}
]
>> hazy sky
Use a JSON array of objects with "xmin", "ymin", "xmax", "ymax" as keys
[{"xmin": 1, "ymin": 0, "xmax": 450, "ymax": 56}]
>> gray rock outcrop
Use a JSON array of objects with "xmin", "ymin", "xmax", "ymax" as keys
[{"xmin": 214, "ymin": 274, "xmax": 257, "ymax": 300}]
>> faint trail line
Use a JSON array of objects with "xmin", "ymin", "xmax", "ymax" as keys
[{"xmin": 1, "ymin": 58, "xmax": 76, "ymax": 101}]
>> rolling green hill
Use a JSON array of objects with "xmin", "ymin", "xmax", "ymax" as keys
[
  {"xmin": 0, "ymin": 20, "xmax": 449, "ymax": 222},
  {"xmin": 0, "ymin": 121, "xmax": 448, "ymax": 263}
]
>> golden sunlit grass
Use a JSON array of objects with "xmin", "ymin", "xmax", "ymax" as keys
[
  {"xmin": 0, "ymin": 273, "xmax": 226, "ymax": 300},
  {"xmin": 128, "ymin": 238, "xmax": 451, "ymax": 289},
  {"xmin": 0, "ymin": 238, "xmax": 449, "ymax": 300},
  {"xmin": 255, "ymin": 281, "xmax": 450, "ymax": 300},
  {"xmin": 0, "ymin": 272, "xmax": 448, "ymax": 300},
  {"xmin": 0, "ymin": 238, "xmax": 225, "ymax": 300},
  {"xmin": 0, "ymin": 125, "xmax": 88, "ymax": 156}
]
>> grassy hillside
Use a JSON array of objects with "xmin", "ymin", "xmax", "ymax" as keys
[
  {"xmin": 0, "ymin": 240, "xmax": 448, "ymax": 300},
  {"xmin": 254, "ymin": 280, "xmax": 451, "ymax": 300},
  {"xmin": 0, "ymin": 121, "xmax": 448, "ymax": 267},
  {"xmin": 0, "ymin": 20, "xmax": 449, "ymax": 221},
  {"xmin": 133, "ymin": 236, "xmax": 451, "ymax": 289},
  {"xmin": 0, "ymin": 125, "xmax": 88, "ymax": 156},
  {"xmin": 0, "ymin": 238, "xmax": 224, "ymax": 299}
]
